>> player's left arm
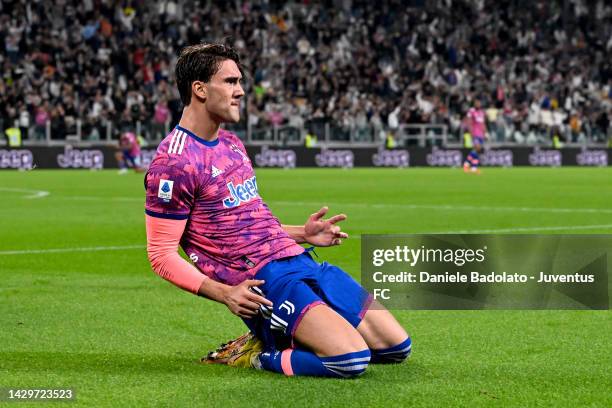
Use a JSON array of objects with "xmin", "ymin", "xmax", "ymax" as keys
[{"xmin": 282, "ymin": 206, "xmax": 348, "ymax": 246}]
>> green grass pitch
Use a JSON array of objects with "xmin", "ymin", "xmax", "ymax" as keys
[{"xmin": 0, "ymin": 167, "xmax": 611, "ymax": 407}]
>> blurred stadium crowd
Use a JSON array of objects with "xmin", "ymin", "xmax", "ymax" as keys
[{"xmin": 1, "ymin": 0, "xmax": 611, "ymax": 144}]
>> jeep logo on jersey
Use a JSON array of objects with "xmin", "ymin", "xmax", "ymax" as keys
[{"xmin": 222, "ymin": 176, "xmax": 259, "ymax": 208}]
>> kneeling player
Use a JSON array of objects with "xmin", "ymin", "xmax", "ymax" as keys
[
  {"xmin": 463, "ymin": 142, "xmax": 482, "ymax": 174},
  {"xmin": 205, "ymin": 244, "xmax": 412, "ymax": 377},
  {"xmin": 116, "ymin": 131, "xmax": 145, "ymax": 174},
  {"xmin": 145, "ymin": 43, "xmax": 411, "ymax": 378}
]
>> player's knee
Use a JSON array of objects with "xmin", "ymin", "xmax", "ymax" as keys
[
  {"xmin": 327, "ymin": 335, "xmax": 369, "ymax": 359},
  {"xmin": 371, "ymin": 336, "xmax": 412, "ymax": 364},
  {"xmin": 346, "ymin": 333, "xmax": 369, "ymax": 355},
  {"xmin": 314, "ymin": 324, "xmax": 369, "ymax": 358},
  {"xmin": 322, "ymin": 348, "xmax": 371, "ymax": 378}
]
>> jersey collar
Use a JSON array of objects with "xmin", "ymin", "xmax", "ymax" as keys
[{"xmin": 176, "ymin": 125, "xmax": 220, "ymax": 147}]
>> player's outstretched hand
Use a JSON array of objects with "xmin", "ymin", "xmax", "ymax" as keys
[
  {"xmin": 223, "ymin": 279, "xmax": 272, "ymax": 319},
  {"xmin": 304, "ymin": 206, "xmax": 349, "ymax": 247}
]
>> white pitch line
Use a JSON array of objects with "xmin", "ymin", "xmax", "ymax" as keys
[
  {"xmin": 0, "ymin": 187, "xmax": 50, "ymax": 199},
  {"xmin": 434, "ymin": 223, "xmax": 612, "ymax": 234},
  {"xmin": 54, "ymin": 195, "xmax": 142, "ymax": 202},
  {"xmin": 1, "ymin": 224, "xmax": 611, "ymax": 257},
  {"xmin": 0, "ymin": 245, "xmax": 145, "ymax": 256},
  {"xmin": 52, "ymin": 196, "xmax": 612, "ymax": 215},
  {"xmin": 348, "ymin": 223, "xmax": 612, "ymax": 238},
  {"xmin": 269, "ymin": 201, "xmax": 612, "ymax": 215}
]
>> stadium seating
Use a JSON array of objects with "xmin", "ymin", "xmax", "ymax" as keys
[{"xmin": 0, "ymin": 0, "xmax": 610, "ymax": 145}]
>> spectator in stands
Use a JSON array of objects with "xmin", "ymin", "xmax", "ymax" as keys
[
  {"xmin": 152, "ymin": 96, "xmax": 170, "ymax": 140},
  {"xmin": 1, "ymin": 0, "xmax": 611, "ymax": 146}
]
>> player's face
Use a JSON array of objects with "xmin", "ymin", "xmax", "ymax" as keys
[{"xmin": 204, "ymin": 60, "xmax": 245, "ymax": 123}]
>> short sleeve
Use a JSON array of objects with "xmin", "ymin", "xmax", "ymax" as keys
[
  {"xmin": 225, "ymin": 131, "xmax": 248, "ymax": 154},
  {"xmin": 145, "ymin": 155, "xmax": 198, "ymax": 220}
]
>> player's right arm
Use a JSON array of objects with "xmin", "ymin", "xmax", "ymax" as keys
[
  {"xmin": 145, "ymin": 215, "xmax": 272, "ymax": 318},
  {"xmin": 144, "ymin": 155, "xmax": 270, "ymax": 318}
]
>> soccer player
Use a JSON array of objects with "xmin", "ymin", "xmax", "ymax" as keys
[
  {"xmin": 463, "ymin": 143, "xmax": 482, "ymax": 173},
  {"xmin": 116, "ymin": 131, "xmax": 145, "ymax": 174},
  {"xmin": 463, "ymin": 99, "xmax": 486, "ymax": 173},
  {"xmin": 144, "ymin": 44, "xmax": 411, "ymax": 378}
]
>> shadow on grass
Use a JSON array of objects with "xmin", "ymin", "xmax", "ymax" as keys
[
  {"xmin": 0, "ymin": 351, "xmax": 224, "ymax": 375},
  {"xmin": 0, "ymin": 351, "xmax": 426, "ymax": 381}
]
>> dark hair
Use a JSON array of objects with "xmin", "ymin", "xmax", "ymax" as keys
[{"xmin": 175, "ymin": 43, "xmax": 244, "ymax": 106}]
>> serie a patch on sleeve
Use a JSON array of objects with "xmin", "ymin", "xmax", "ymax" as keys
[{"xmin": 158, "ymin": 179, "xmax": 174, "ymax": 201}]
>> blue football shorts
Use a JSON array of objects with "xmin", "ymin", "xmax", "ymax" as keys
[
  {"xmin": 472, "ymin": 136, "xmax": 485, "ymax": 145},
  {"xmin": 122, "ymin": 151, "xmax": 142, "ymax": 167},
  {"xmin": 243, "ymin": 250, "xmax": 373, "ymax": 350}
]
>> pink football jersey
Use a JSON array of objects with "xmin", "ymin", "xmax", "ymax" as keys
[
  {"xmin": 145, "ymin": 126, "xmax": 304, "ymax": 285},
  {"xmin": 121, "ymin": 132, "xmax": 141, "ymax": 156},
  {"xmin": 467, "ymin": 108, "xmax": 486, "ymax": 138}
]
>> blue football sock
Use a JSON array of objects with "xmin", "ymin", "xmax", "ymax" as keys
[
  {"xmin": 258, "ymin": 348, "xmax": 371, "ymax": 378},
  {"xmin": 370, "ymin": 337, "xmax": 412, "ymax": 364}
]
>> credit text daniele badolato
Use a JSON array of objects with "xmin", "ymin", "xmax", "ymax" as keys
[{"xmin": 370, "ymin": 246, "xmax": 595, "ymax": 284}]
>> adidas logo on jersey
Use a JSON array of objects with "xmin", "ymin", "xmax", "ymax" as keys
[{"xmin": 212, "ymin": 165, "xmax": 223, "ymax": 178}]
